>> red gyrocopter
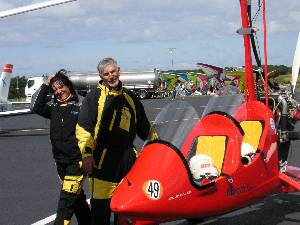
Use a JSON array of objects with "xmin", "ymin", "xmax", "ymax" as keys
[{"xmin": 110, "ymin": 0, "xmax": 300, "ymax": 224}]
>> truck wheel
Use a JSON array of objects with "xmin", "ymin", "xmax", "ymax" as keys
[{"xmin": 139, "ymin": 90, "xmax": 148, "ymax": 99}]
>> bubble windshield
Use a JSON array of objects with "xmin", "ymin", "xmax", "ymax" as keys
[{"xmin": 146, "ymin": 94, "xmax": 244, "ymax": 151}]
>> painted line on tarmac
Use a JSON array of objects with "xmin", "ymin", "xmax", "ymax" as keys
[
  {"xmin": 31, "ymin": 199, "xmax": 90, "ymax": 225},
  {"xmin": 31, "ymin": 214, "xmax": 56, "ymax": 225},
  {"xmin": 0, "ymin": 128, "xmax": 48, "ymax": 133},
  {"xmin": 18, "ymin": 128, "xmax": 48, "ymax": 132}
]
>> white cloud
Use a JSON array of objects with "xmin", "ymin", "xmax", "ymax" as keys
[
  {"xmin": 143, "ymin": 25, "xmax": 161, "ymax": 40},
  {"xmin": 0, "ymin": 0, "xmax": 14, "ymax": 10},
  {"xmin": 269, "ymin": 20, "xmax": 286, "ymax": 34}
]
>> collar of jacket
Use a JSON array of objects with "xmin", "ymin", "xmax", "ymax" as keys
[
  {"xmin": 98, "ymin": 80, "xmax": 124, "ymax": 96},
  {"xmin": 52, "ymin": 94, "xmax": 79, "ymax": 106}
]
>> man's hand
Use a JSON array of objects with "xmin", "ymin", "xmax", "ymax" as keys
[{"xmin": 82, "ymin": 156, "xmax": 96, "ymax": 174}]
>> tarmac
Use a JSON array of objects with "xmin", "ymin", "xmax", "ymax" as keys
[{"xmin": 1, "ymin": 96, "xmax": 300, "ymax": 225}]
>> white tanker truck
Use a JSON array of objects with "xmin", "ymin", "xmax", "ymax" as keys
[{"xmin": 26, "ymin": 69, "xmax": 168, "ymax": 100}]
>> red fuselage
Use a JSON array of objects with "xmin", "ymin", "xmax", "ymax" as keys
[{"xmin": 111, "ymin": 100, "xmax": 280, "ymax": 222}]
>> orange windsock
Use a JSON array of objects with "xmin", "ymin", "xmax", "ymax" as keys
[{"xmin": 3, "ymin": 64, "xmax": 13, "ymax": 73}]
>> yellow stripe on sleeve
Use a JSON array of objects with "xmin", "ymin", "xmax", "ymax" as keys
[{"xmin": 76, "ymin": 124, "xmax": 95, "ymax": 158}]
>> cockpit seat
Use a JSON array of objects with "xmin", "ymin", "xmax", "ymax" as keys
[
  {"xmin": 194, "ymin": 135, "xmax": 227, "ymax": 175},
  {"xmin": 240, "ymin": 120, "xmax": 263, "ymax": 164}
]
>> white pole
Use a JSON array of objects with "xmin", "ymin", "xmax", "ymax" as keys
[
  {"xmin": 168, "ymin": 48, "xmax": 176, "ymax": 70},
  {"xmin": 291, "ymin": 32, "xmax": 300, "ymax": 93}
]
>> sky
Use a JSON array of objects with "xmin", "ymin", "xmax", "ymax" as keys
[{"xmin": 0, "ymin": 0, "xmax": 300, "ymax": 77}]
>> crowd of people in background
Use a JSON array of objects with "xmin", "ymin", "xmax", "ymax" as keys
[{"xmin": 172, "ymin": 81, "xmax": 220, "ymax": 99}]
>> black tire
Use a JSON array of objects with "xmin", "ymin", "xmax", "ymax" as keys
[{"xmin": 186, "ymin": 218, "xmax": 205, "ymax": 224}]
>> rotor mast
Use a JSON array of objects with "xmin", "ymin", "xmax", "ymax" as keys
[{"xmin": 238, "ymin": 0, "xmax": 257, "ymax": 102}]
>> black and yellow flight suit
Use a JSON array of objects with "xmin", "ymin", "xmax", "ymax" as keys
[
  {"xmin": 33, "ymin": 84, "xmax": 91, "ymax": 225},
  {"xmin": 76, "ymin": 81, "xmax": 157, "ymax": 225}
]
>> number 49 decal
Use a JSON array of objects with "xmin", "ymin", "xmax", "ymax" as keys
[{"xmin": 143, "ymin": 180, "xmax": 163, "ymax": 200}]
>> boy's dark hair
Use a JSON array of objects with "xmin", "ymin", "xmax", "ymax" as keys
[{"xmin": 49, "ymin": 69, "xmax": 76, "ymax": 95}]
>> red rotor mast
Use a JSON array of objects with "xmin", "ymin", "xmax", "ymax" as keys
[
  {"xmin": 239, "ymin": 0, "xmax": 257, "ymax": 102},
  {"xmin": 239, "ymin": 0, "xmax": 269, "ymax": 105}
]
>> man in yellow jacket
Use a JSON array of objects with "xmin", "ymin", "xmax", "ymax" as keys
[{"xmin": 76, "ymin": 57, "xmax": 157, "ymax": 225}]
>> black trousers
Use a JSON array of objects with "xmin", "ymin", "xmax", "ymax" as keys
[
  {"xmin": 90, "ymin": 198, "xmax": 111, "ymax": 225},
  {"xmin": 54, "ymin": 161, "xmax": 91, "ymax": 225},
  {"xmin": 90, "ymin": 146, "xmax": 137, "ymax": 225}
]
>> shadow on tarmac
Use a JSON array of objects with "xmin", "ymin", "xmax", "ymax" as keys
[{"xmin": 166, "ymin": 193, "xmax": 300, "ymax": 225}]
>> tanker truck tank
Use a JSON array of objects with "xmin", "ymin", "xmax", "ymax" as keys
[
  {"xmin": 67, "ymin": 69, "xmax": 167, "ymax": 99},
  {"xmin": 67, "ymin": 71, "xmax": 99, "ymax": 91}
]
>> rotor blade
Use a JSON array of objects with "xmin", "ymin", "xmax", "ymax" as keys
[
  {"xmin": 291, "ymin": 32, "xmax": 300, "ymax": 93},
  {"xmin": 0, "ymin": 0, "xmax": 77, "ymax": 19}
]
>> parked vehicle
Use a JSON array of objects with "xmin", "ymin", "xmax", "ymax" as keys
[{"xmin": 25, "ymin": 76, "xmax": 45, "ymax": 102}]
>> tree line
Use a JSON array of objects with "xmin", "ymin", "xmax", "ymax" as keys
[{"xmin": 8, "ymin": 76, "xmax": 27, "ymax": 100}]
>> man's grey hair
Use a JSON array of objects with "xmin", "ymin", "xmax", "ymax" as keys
[{"xmin": 97, "ymin": 57, "xmax": 118, "ymax": 75}]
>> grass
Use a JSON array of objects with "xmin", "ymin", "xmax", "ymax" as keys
[
  {"xmin": 8, "ymin": 97, "xmax": 27, "ymax": 102},
  {"xmin": 273, "ymin": 73, "xmax": 300, "ymax": 92}
]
